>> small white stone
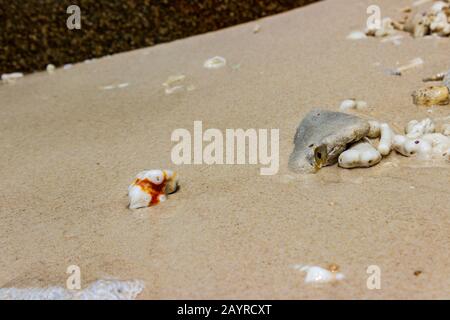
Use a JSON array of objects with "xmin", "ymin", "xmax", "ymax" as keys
[
  {"xmin": 46, "ymin": 64, "xmax": 56, "ymax": 74},
  {"xmin": 203, "ymin": 56, "xmax": 227, "ymax": 69}
]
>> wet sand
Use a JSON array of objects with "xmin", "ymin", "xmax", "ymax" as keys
[{"xmin": 0, "ymin": 0, "xmax": 449, "ymax": 299}]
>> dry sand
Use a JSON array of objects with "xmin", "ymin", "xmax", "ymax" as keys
[{"xmin": 0, "ymin": 0, "xmax": 449, "ymax": 299}]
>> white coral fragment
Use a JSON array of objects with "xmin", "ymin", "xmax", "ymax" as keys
[
  {"xmin": 377, "ymin": 123, "xmax": 394, "ymax": 156},
  {"xmin": 338, "ymin": 139, "xmax": 382, "ymax": 168},
  {"xmin": 367, "ymin": 120, "xmax": 381, "ymax": 138},
  {"xmin": 405, "ymin": 118, "xmax": 435, "ymax": 138},
  {"xmin": 366, "ymin": 18, "xmax": 396, "ymax": 37}
]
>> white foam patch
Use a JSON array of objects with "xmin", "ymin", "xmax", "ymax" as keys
[{"xmin": 0, "ymin": 279, "xmax": 144, "ymax": 300}]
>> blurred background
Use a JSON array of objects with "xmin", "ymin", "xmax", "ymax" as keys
[{"xmin": 0, "ymin": 0, "xmax": 321, "ymax": 74}]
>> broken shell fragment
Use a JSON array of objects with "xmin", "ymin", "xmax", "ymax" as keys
[
  {"xmin": 412, "ymin": 86, "xmax": 450, "ymax": 106},
  {"xmin": 128, "ymin": 170, "xmax": 178, "ymax": 209},
  {"xmin": 203, "ymin": 56, "xmax": 227, "ymax": 69},
  {"xmin": 338, "ymin": 139, "xmax": 382, "ymax": 168},
  {"xmin": 289, "ymin": 109, "xmax": 369, "ymax": 173}
]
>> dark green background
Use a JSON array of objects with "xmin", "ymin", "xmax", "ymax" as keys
[{"xmin": 0, "ymin": 0, "xmax": 320, "ymax": 74}]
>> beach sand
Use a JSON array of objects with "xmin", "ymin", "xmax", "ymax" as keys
[{"xmin": 0, "ymin": 0, "xmax": 449, "ymax": 299}]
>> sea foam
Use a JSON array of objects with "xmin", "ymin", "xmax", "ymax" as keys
[{"xmin": 0, "ymin": 279, "xmax": 144, "ymax": 300}]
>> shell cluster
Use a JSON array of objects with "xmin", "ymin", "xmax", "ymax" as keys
[
  {"xmin": 128, "ymin": 169, "xmax": 178, "ymax": 209},
  {"xmin": 405, "ymin": 1, "xmax": 450, "ymax": 37},
  {"xmin": 290, "ymin": 110, "xmax": 450, "ymax": 173},
  {"xmin": 364, "ymin": 1, "xmax": 450, "ymax": 38}
]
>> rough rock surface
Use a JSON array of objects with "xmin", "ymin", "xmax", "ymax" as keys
[{"xmin": 289, "ymin": 109, "xmax": 370, "ymax": 173}]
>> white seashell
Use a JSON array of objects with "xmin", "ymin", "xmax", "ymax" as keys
[
  {"xmin": 293, "ymin": 265, "xmax": 345, "ymax": 284},
  {"xmin": 128, "ymin": 169, "xmax": 178, "ymax": 209},
  {"xmin": 203, "ymin": 56, "xmax": 227, "ymax": 69}
]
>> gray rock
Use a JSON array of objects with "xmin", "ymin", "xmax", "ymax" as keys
[
  {"xmin": 444, "ymin": 69, "xmax": 450, "ymax": 90},
  {"xmin": 289, "ymin": 109, "xmax": 370, "ymax": 173}
]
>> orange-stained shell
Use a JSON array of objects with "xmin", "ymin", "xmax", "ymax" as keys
[{"xmin": 128, "ymin": 170, "xmax": 178, "ymax": 209}]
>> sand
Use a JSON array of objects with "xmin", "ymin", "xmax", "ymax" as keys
[{"xmin": 0, "ymin": 0, "xmax": 449, "ymax": 299}]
